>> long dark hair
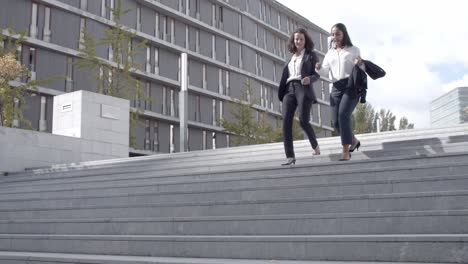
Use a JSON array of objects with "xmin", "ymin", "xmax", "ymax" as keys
[
  {"xmin": 287, "ymin": 28, "xmax": 314, "ymax": 54},
  {"xmin": 332, "ymin": 23, "xmax": 353, "ymax": 47}
]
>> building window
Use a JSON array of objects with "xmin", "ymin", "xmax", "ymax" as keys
[
  {"xmin": 211, "ymin": 4, "xmax": 216, "ymax": 26},
  {"xmin": 195, "ymin": 29, "xmax": 200, "ymax": 53},
  {"xmin": 218, "ymin": 69, "xmax": 223, "ymax": 95},
  {"xmin": 211, "ymin": 35, "xmax": 216, "ymax": 59},
  {"xmin": 258, "ymin": 55, "xmax": 263, "ymax": 76},
  {"xmin": 108, "ymin": 44, "xmax": 114, "ymax": 61},
  {"xmin": 212, "ymin": 132, "xmax": 216, "ymax": 149},
  {"xmin": 145, "ymin": 45, "xmax": 151, "ymax": 73},
  {"xmin": 109, "ymin": 0, "xmax": 115, "ymax": 21},
  {"xmin": 79, "ymin": 18, "xmax": 85, "ymax": 49},
  {"xmin": 101, "ymin": 0, "xmax": 106, "ymax": 17},
  {"xmin": 80, "ymin": 0, "xmax": 87, "ymax": 10},
  {"xmin": 202, "ymin": 64, "xmax": 207, "ymax": 89},
  {"xmin": 319, "ymin": 33, "xmax": 324, "ymax": 52},
  {"xmin": 255, "ymin": 24, "xmax": 259, "ymax": 46},
  {"xmin": 195, "ymin": 95, "xmax": 201, "ymax": 122},
  {"xmin": 170, "ymin": 124, "xmax": 175, "ymax": 153},
  {"xmin": 177, "ymin": 57, "xmax": 180, "ymax": 81},
  {"xmin": 238, "ymin": 16, "xmax": 242, "ymax": 38},
  {"xmin": 163, "ymin": 15, "xmax": 168, "ymax": 41},
  {"xmin": 263, "ymin": 30, "xmax": 267, "ymax": 49},
  {"xmin": 28, "ymin": 47, "xmax": 36, "ymax": 81},
  {"xmin": 273, "ymin": 36, "xmax": 277, "ymax": 55},
  {"xmin": 225, "ymin": 71, "xmax": 230, "ymax": 96},
  {"xmin": 194, "ymin": 0, "xmax": 200, "ymax": 19},
  {"xmin": 202, "ymin": 130, "xmax": 207, "ymax": 150},
  {"xmin": 12, "ymin": 98, "xmax": 19, "ymax": 127},
  {"xmin": 30, "ymin": 2, "xmax": 38, "ymax": 39},
  {"xmin": 136, "ymin": 4, "xmax": 141, "ymax": 31},
  {"xmin": 258, "ymin": 1, "xmax": 263, "ymax": 20},
  {"xmin": 170, "ymin": 18, "xmax": 175, "ymax": 44},
  {"xmin": 218, "ymin": 6, "xmax": 224, "ymax": 29},
  {"xmin": 185, "ymin": 25, "xmax": 189, "ymax": 49},
  {"xmin": 154, "ymin": 11, "xmax": 159, "ymax": 38},
  {"xmin": 268, "ymin": 5, "xmax": 272, "ymax": 24},
  {"xmin": 153, "ymin": 120, "xmax": 159, "ymax": 152},
  {"xmin": 318, "ymin": 104, "xmax": 322, "ymax": 125},
  {"xmin": 219, "ymin": 100, "xmax": 223, "ymax": 121},
  {"xmin": 273, "ymin": 62, "xmax": 277, "ymax": 82},
  {"xmin": 65, "ymin": 57, "xmax": 73, "ymax": 92},
  {"xmin": 144, "ymin": 119, "xmax": 151, "ymax": 150},
  {"xmin": 39, "ymin": 95, "xmax": 47, "ymax": 131},
  {"xmin": 162, "ymin": 86, "xmax": 167, "ymax": 115},
  {"xmin": 225, "ymin": 39, "xmax": 230, "ymax": 64},
  {"xmin": 239, "ymin": 45, "xmax": 243, "ymax": 69},
  {"xmin": 260, "ymin": 85, "xmax": 264, "ymax": 107},
  {"xmin": 43, "ymin": 7, "xmax": 51, "ymax": 42},
  {"xmin": 145, "ymin": 82, "xmax": 151, "ymax": 110},
  {"xmin": 170, "ymin": 88, "xmax": 175, "ymax": 117},
  {"xmin": 322, "ymin": 81, "xmax": 326, "ymax": 99},
  {"xmin": 154, "ymin": 47, "xmax": 159, "ymax": 74},
  {"xmin": 277, "ymin": 13, "xmax": 281, "ymax": 29},
  {"xmin": 212, "ymin": 99, "xmax": 217, "ymax": 126}
]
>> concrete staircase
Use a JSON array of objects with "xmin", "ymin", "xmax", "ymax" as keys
[{"xmin": 0, "ymin": 124, "xmax": 467, "ymax": 263}]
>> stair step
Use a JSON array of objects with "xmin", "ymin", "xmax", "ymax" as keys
[
  {"xmin": 0, "ymin": 251, "xmax": 448, "ymax": 264},
  {"xmin": 0, "ymin": 234, "xmax": 466, "ymax": 262},
  {"xmin": 1, "ymin": 152, "xmax": 467, "ymax": 190},
  {"xmin": 1, "ymin": 190, "xmax": 468, "ymax": 220},
  {"xmin": 1, "ymin": 174, "xmax": 468, "ymax": 210},
  {"xmin": 1, "ymin": 210, "xmax": 467, "ymax": 235}
]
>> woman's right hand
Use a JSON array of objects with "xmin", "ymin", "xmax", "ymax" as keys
[{"xmin": 315, "ymin": 62, "xmax": 321, "ymax": 70}]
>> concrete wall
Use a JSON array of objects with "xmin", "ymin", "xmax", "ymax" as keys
[
  {"xmin": 52, "ymin": 90, "xmax": 130, "ymax": 156},
  {"xmin": 0, "ymin": 126, "xmax": 124, "ymax": 174}
]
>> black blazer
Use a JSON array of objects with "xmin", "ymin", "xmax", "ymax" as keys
[
  {"xmin": 277, "ymin": 50, "xmax": 320, "ymax": 102},
  {"xmin": 348, "ymin": 60, "xmax": 385, "ymax": 103}
]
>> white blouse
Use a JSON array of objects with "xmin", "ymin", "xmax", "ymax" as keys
[
  {"xmin": 286, "ymin": 49, "xmax": 305, "ymax": 83},
  {"xmin": 317, "ymin": 45, "xmax": 365, "ymax": 82}
]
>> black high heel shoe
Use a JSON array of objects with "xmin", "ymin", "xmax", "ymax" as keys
[
  {"xmin": 349, "ymin": 141, "xmax": 361, "ymax": 152},
  {"xmin": 282, "ymin": 158, "xmax": 296, "ymax": 166}
]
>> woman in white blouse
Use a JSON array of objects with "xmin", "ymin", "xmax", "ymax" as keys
[
  {"xmin": 316, "ymin": 23, "xmax": 363, "ymax": 161},
  {"xmin": 277, "ymin": 28, "xmax": 321, "ymax": 166}
]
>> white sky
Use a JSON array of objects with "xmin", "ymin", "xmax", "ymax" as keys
[{"xmin": 276, "ymin": 0, "xmax": 468, "ymax": 128}]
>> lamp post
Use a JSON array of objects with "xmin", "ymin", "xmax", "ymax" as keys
[{"xmin": 179, "ymin": 53, "xmax": 188, "ymax": 152}]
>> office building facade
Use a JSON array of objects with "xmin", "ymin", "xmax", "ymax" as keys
[
  {"xmin": 430, "ymin": 87, "xmax": 468, "ymax": 128},
  {"xmin": 1, "ymin": 0, "xmax": 333, "ymax": 154}
]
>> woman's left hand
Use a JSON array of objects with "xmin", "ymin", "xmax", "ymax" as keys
[
  {"xmin": 355, "ymin": 56, "xmax": 363, "ymax": 65},
  {"xmin": 301, "ymin": 76, "xmax": 311, "ymax": 85}
]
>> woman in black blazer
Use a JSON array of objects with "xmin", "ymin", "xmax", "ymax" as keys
[{"xmin": 278, "ymin": 28, "xmax": 321, "ymax": 165}]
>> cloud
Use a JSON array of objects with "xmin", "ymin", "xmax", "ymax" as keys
[
  {"xmin": 276, "ymin": 0, "xmax": 468, "ymax": 128},
  {"xmin": 442, "ymin": 74, "xmax": 468, "ymax": 93}
]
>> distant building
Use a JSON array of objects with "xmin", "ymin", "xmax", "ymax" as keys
[
  {"xmin": 430, "ymin": 87, "xmax": 468, "ymax": 127},
  {"xmin": 1, "ymin": 0, "xmax": 333, "ymax": 155}
]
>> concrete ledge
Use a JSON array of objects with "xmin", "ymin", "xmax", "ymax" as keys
[{"xmin": 0, "ymin": 126, "xmax": 125, "ymax": 174}]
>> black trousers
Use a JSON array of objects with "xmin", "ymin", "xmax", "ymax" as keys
[
  {"xmin": 330, "ymin": 78, "xmax": 359, "ymax": 145},
  {"xmin": 282, "ymin": 81, "xmax": 318, "ymax": 158}
]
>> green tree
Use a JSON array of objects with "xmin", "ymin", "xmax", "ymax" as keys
[
  {"xmin": 399, "ymin": 116, "xmax": 414, "ymax": 130},
  {"xmin": 221, "ymin": 82, "xmax": 270, "ymax": 145},
  {"xmin": 0, "ymin": 28, "xmax": 51, "ymax": 128},
  {"xmin": 378, "ymin": 109, "xmax": 396, "ymax": 131},
  {"xmin": 352, "ymin": 102, "xmax": 375, "ymax": 134},
  {"xmin": 352, "ymin": 101, "xmax": 414, "ymax": 133},
  {"xmin": 74, "ymin": 0, "xmax": 149, "ymax": 147},
  {"xmin": 220, "ymin": 81, "xmax": 302, "ymax": 146}
]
